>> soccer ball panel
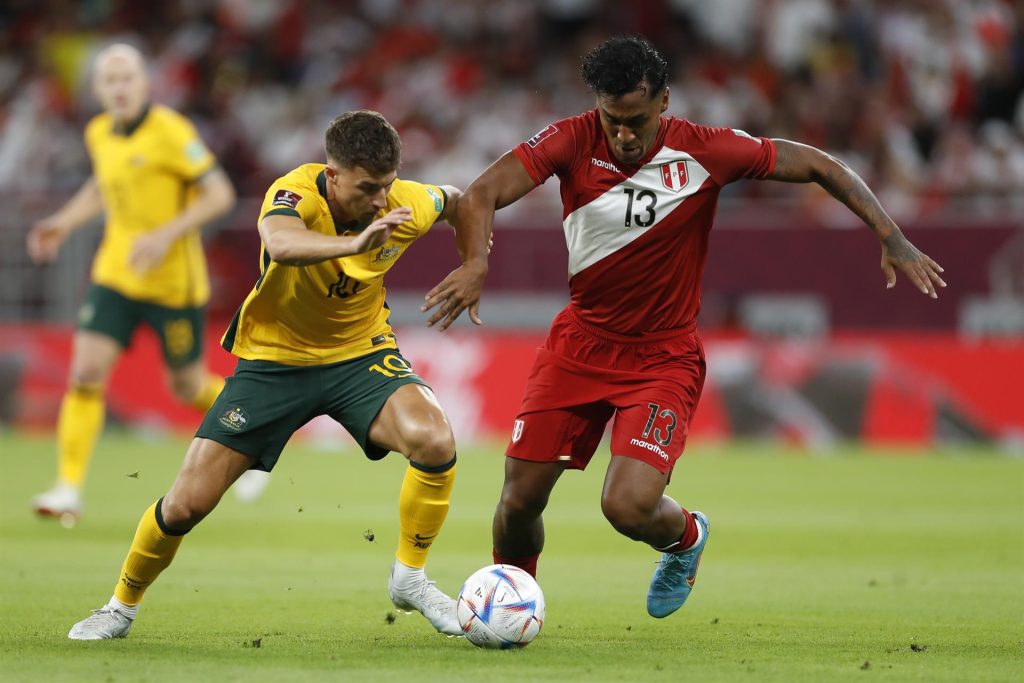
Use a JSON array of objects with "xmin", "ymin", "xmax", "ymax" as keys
[{"xmin": 456, "ymin": 564, "xmax": 545, "ymax": 649}]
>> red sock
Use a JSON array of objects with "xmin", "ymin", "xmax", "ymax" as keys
[
  {"xmin": 655, "ymin": 507, "xmax": 698, "ymax": 553},
  {"xmin": 493, "ymin": 550, "xmax": 539, "ymax": 578}
]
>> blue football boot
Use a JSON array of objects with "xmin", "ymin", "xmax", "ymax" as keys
[{"xmin": 646, "ymin": 511, "xmax": 710, "ymax": 618}]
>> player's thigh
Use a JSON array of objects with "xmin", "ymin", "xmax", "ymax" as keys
[
  {"xmin": 323, "ymin": 348, "xmax": 441, "ymax": 462},
  {"xmin": 167, "ymin": 357, "xmax": 206, "ymax": 401},
  {"xmin": 609, "ymin": 363, "xmax": 705, "ymax": 474},
  {"xmin": 144, "ymin": 300, "xmax": 206, "ymax": 370},
  {"xmin": 367, "ymin": 383, "xmax": 455, "ymax": 465},
  {"xmin": 195, "ymin": 359, "xmax": 319, "ymax": 472},
  {"xmin": 162, "ymin": 437, "xmax": 254, "ymax": 528},
  {"xmin": 70, "ymin": 284, "xmax": 141, "ymax": 386},
  {"xmin": 498, "ymin": 456, "xmax": 567, "ymax": 514},
  {"xmin": 67, "ymin": 330, "xmax": 124, "ymax": 388}
]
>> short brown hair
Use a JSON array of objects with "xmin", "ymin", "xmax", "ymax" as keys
[{"xmin": 325, "ymin": 110, "xmax": 402, "ymax": 175}]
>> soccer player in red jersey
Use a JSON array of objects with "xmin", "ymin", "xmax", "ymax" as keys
[{"xmin": 423, "ymin": 36, "xmax": 946, "ymax": 618}]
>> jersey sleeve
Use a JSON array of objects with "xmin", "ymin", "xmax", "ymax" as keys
[
  {"xmin": 512, "ymin": 116, "xmax": 582, "ymax": 185},
  {"xmin": 393, "ymin": 179, "xmax": 447, "ymax": 237},
  {"xmin": 162, "ymin": 113, "xmax": 217, "ymax": 181},
  {"xmin": 692, "ymin": 125, "xmax": 777, "ymax": 187},
  {"xmin": 259, "ymin": 177, "xmax": 321, "ymax": 227}
]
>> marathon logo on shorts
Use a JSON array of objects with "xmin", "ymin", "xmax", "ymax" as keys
[
  {"xmin": 526, "ymin": 124, "xmax": 558, "ymax": 148},
  {"xmin": 630, "ymin": 438, "xmax": 669, "ymax": 461},
  {"xmin": 219, "ymin": 406, "xmax": 249, "ymax": 432},
  {"xmin": 511, "ymin": 419, "xmax": 525, "ymax": 443},
  {"xmin": 661, "ymin": 161, "xmax": 688, "ymax": 192},
  {"xmin": 272, "ymin": 189, "xmax": 302, "ymax": 209}
]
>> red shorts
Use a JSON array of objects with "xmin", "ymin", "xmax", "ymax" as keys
[{"xmin": 505, "ymin": 308, "xmax": 706, "ymax": 474}]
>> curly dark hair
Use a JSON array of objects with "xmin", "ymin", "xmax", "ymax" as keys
[
  {"xmin": 580, "ymin": 36, "xmax": 669, "ymax": 99},
  {"xmin": 325, "ymin": 110, "xmax": 402, "ymax": 175}
]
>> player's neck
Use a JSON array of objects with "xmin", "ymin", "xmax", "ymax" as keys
[
  {"xmin": 111, "ymin": 102, "xmax": 150, "ymax": 135},
  {"xmin": 325, "ymin": 196, "xmax": 362, "ymax": 233}
]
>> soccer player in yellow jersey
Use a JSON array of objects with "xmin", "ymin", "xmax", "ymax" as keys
[
  {"xmin": 68, "ymin": 110, "xmax": 469, "ymax": 639},
  {"xmin": 26, "ymin": 44, "xmax": 236, "ymax": 522}
]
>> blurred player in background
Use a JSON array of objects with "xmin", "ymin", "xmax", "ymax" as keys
[
  {"xmin": 426, "ymin": 36, "xmax": 946, "ymax": 619},
  {"xmin": 68, "ymin": 110, "xmax": 467, "ymax": 639},
  {"xmin": 25, "ymin": 44, "xmax": 237, "ymax": 523}
]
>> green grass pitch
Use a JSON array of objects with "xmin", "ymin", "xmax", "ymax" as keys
[{"xmin": 1, "ymin": 431, "xmax": 1021, "ymax": 682}]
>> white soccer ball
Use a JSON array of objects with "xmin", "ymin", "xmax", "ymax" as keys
[{"xmin": 457, "ymin": 564, "xmax": 545, "ymax": 648}]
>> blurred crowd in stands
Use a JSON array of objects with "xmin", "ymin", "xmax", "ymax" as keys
[{"xmin": 0, "ymin": 0, "xmax": 1022, "ymax": 221}]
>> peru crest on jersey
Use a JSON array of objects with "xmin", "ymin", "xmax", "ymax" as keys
[{"xmin": 661, "ymin": 161, "xmax": 688, "ymax": 192}]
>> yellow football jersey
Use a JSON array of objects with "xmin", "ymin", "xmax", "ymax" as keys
[
  {"xmin": 85, "ymin": 103, "xmax": 217, "ymax": 308},
  {"xmin": 221, "ymin": 164, "xmax": 448, "ymax": 365}
]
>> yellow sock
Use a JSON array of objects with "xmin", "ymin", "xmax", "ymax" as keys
[
  {"xmin": 113, "ymin": 499, "xmax": 186, "ymax": 606},
  {"xmin": 189, "ymin": 374, "xmax": 225, "ymax": 411},
  {"xmin": 395, "ymin": 457, "xmax": 456, "ymax": 569},
  {"xmin": 56, "ymin": 386, "xmax": 105, "ymax": 489}
]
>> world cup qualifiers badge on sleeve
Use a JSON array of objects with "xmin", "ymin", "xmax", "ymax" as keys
[{"xmin": 272, "ymin": 189, "xmax": 302, "ymax": 209}]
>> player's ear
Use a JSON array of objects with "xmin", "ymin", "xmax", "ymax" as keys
[
  {"xmin": 324, "ymin": 165, "xmax": 336, "ymax": 181},
  {"xmin": 660, "ymin": 87, "xmax": 669, "ymax": 113}
]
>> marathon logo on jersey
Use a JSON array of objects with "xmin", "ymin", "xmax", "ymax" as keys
[
  {"xmin": 661, "ymin": 161, "xmax": 688, "ymax": 192},
  {"xmin": 591, "ymin": 157, "xmax": 622, "ymax": 174},
  {"xmin": 630, "ymin": 437, "xmax": 670, "ymax": 461},
  {"xmin": 526, "ymin": 124, "xmax": 559, "ymax": 148},
  {"xmin": 511, "ymin": 419, "xmax": 525, "ymax": 443},
  {"xmin": 272, "ymin": 189, "xmax": 302, "ymax": 209}
]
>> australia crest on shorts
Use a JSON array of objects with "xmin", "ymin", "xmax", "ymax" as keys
[{"xmin": 219, "ymin": 406, "xmax": 249, "ymax": 432}]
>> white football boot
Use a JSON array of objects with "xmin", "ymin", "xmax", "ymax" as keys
[
  {"xmin": 68, "ymin": 604, "xmax": 135, "ymax": 640},
  {"xmin": 388, "ymin": 562, "xmax": 462, "ymax": 636},
  {"xmin": 32, "ymin": 483, "xmax": 82, "ymax": 525}
]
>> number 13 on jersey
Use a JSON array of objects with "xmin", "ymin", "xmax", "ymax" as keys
[{"xmin": 623, "ymin": 188, "xmax": 658, "ymax": 228}]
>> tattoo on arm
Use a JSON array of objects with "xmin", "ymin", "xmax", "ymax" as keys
[
  {"xmin": 771, "ymin": 140, "xmax": 896, "ymax": 239},
  {"xmin": 880, "ymin": 230, "xmax": 918, "ymax": 259},
  {"xmin": 817, "ymin": 163, "xmax": 896, "ymax": 239}
]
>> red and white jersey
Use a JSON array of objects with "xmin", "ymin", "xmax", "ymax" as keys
[{"xmin": 513, "ymin": 110, "xmax": 776, "ymax": 335}]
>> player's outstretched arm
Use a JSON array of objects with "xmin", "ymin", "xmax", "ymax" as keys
[
  {"xmin": 259, "ymin": 208, "xmax": 410, "ymax": 266},
  {"xmin": 768, "ymin": 139, "xmax": 946, "ymax": 298},
  {"xmin": 130, "ymin": 167, "xmax": 237, "ymax": 274},
  {"xmin": 423, "ymin": 152, "xmax": 536, "ymax": 330},
  {"xmin": 26, "ymin": 176, "xmax": 103, "ymax": 264}
]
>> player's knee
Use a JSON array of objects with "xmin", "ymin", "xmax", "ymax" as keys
[
  {"xmin": 601, "ymin": 496, "xmax": 652, "ymax": 541},
  {"xmin": 498, "ymin": 484, "xmax": 546, "ymax": 522},
  {"xmin": 69, "ymin": 365, "xmax": 108, "ymax": 389},
  {"xmin": 159, "ymin": 492, "xmax": 214, "ymax": 532},
  {"xmin": 403, "ymin": 423, "xmax": 456, "ymax": 468}
]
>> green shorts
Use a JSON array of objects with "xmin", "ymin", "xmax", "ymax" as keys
[
  {"xmin": 195, "ymin": 348, "xmax": 428, "ymax": 470},
  {"xmin": 78, "ymin": 284, "xmax": 206, "ymax": 368}
]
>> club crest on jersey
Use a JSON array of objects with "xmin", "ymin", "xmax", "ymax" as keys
[
  {"xmin": 373, "ymin": 244, "xmax": 402, "ymax": 263},
  {"xmin": 526, "ymin": 124, "xmax": 558, "ymax": 148},
  {"xmin": 272, "ymin": 189, "xmax": 302, "ymax": 209},
  {"xmin": 661, "ymin": 161, "xmax": 688, "ymax": 192}
]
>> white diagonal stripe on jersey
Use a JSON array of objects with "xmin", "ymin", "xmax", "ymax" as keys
[{"xmin": 563, "ymin": 147, "xmax": 711, "ymax": 277}]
